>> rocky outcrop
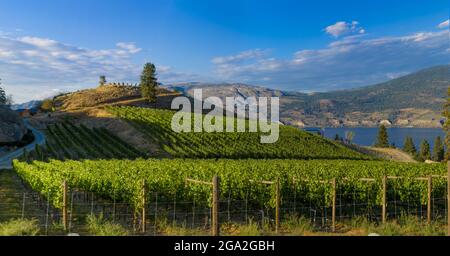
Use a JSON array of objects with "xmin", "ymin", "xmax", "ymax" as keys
[{"xmin": 0, "ymin": 106, "xmax": 27, "ymax": 144}]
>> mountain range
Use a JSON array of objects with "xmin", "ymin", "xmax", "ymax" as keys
[{"xmin": 166, "ymin": 65, "xmax": 449, "ymax": 128}]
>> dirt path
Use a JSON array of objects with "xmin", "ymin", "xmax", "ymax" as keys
[{"xmin": 362, "ymin": 147, "xmax": 417, "ymax": 163}]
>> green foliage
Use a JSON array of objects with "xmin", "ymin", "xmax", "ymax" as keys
[
  {"xmin": 140, "ymin": 63, "xmax": 158, "ymax": 103},
  {"xmin": 432, "ymin": 136, "xmax": 445, "ymax": 162},
  {"xmin": 0, "ymin": 219, "xmax": 40, "ymax": 236},
  {"xmin": 402, "ymin": 136, "xmax": 417, "ymax": 155},
  {"xmin": 444, "ymin": 86, "xmax": 450, "ymax": 160},
  {"xmin": 419, "ymin": 140, "xmax": 431, "ymax": 161},
  {"xmin": 375, "ymin": 125, "xmax": 389, "ymax": 148},
  {"xmin": 99, "ymin": 75, "xmax": 107, "ymax": 87},
  {"xmin": 107, "ymin": 106, "xmax": 370, "ymax": 160},
  {"xmin": 86, "ymin": 214, "xmax": 129, "ymax": 236},
  {"xmin": 13, "ymin": 159, "xmax": 446, "ymax": 211}
]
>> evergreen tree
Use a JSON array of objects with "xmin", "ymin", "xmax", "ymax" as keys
[
  {"xmin": 432, "ymin": 136, "xmax": 445, "ymax": 162},
  {"xmin": 0, "ymin": 78, "xmax": 6, "ymax": 105},
  {"xmin": 140, "ymin": 63, "xmax": 158, "ymax": 103},
  {"xmin": 403, "ymin": 136, "xmax": 417, "ymax": 155},
  {"xmin": 99, "ymin": 76, "xmax": 107, "ymax": 87},
  {"xmin": 419, "ymin": 140, "xmax": 431, "ymax": 161},
  {"xmin": 375, "ymin": 125, "xmax": 389, "ymax": 148},
  {"xmin": 334, "ymin": 134, "xmax": 340, "ymax": 141}
]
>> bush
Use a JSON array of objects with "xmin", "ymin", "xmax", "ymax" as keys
[{"xmin": 0, "ymin": 219, "xmax": 40, "ymax": 236}]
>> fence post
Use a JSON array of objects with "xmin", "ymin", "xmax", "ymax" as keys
[
  {"xmin": 142, "ymin": 180, "xmax": 146, "ymax": 234},
  {"xmin": 212, "ymin": 176, "xmax": 220, "ymax": 236},
  {"xmin": 382, "ymin": 175, "xmax": 387, "ymax": 224},
  {"xmin": 275, "ymin": 178, "xmax": 280, "ymax": 234},
  {"xmin": 427, "ymin": 175, "xmax": 432, "ymax": 225},
  {"xmin": 447, "ymin": 161, "xmax": 450, "ymax": 236},
  {"xmin": 331, "ymin": 178, "xmax": 336, "ymax": 232},
  {"xmin": 62, "ymin": 180, "xmax": 68, "ymax": 231}
]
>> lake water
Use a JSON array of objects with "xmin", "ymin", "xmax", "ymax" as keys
[{"xmin": 323, "ymin": 128, "xmax": 445, "ymax": 149}]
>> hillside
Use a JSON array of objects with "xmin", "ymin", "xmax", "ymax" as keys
[
  {"xmin": 168, "ymin": 65, "xmax": 449, "ymax": 128},
  {"xmin": 107, "ymin": 106, "xmax": 371, "ymax": 160}
]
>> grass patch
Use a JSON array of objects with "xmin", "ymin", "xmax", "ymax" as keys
[
  {"xmin": 86, "ymin": 214, "xmax": 129, "ymax": 236},
  {"xmin": 0, "ymin": 219, "xmax": 40, "ymax": 236}
]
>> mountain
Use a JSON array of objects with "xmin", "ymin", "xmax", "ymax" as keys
[
  {"xmin": 166, "ymin": 65, "xmax": 450, "ymax": 128},
  {"xmin": 10, "ymin": 100, "xmax": 42, "ymax": 110}
]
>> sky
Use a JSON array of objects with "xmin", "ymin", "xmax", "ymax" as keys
[{"xmin": 0, "ymin": 0, "xmax": 449, "ymax": 103}]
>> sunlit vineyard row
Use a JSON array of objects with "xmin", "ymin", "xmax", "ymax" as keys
[
  {"xmin": 25, "ymin": 122, "xmax": 145, "ymax": 161},
  {"xmin": 107, "ymin": 106, "xmax": 372, "ymax": 160},
  {"xmin": 13, "ymin": 159, "xmax": 446, "ymax": 210}
]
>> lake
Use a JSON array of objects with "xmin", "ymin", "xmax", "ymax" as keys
[{"xmin": 323, "ymin": 127, "xmax": 445, "ymax": 149}]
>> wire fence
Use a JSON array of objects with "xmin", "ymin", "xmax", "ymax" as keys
[{"xmin": 0, "ymin": 186, "xmax": 448, "ymax": 236}]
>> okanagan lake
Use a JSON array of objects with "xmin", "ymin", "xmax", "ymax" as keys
[{"xmin": 323, "ymin": 128, "xmax": 445, "ymax": 149}]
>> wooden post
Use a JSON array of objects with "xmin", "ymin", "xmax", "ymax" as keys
[
  {"xmin": 212, "ymin": 176, "xmax": 220, "ymax": 236},
  {"xmin": 275, "ymin": 178, "xmax": 281, "ymax": 234},
  {"xmin": 331, "ymin": 178, "xmax": 336, "ymax": 232},
  {"xmin": 142, "ymin": 180, "xmax": 146, "ymax": 234},
  {"xmin": 382, "ymin": 175, "xmax": 387, "ymax": 224},
  {"xmin": 62, "ymin": 180, "xmax": 68, "ymax": 231},
  {"xmin": 427, "ymin": 175, "xmax": 432, "ymax": 225},
  {"xmin": 447, "ymin": 161, "xmax": 450, "ymax": 236}
]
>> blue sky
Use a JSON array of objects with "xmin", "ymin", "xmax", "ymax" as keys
[{"xmin": 0, "ymin": 0, "xmax": 448, "ymax": 103}]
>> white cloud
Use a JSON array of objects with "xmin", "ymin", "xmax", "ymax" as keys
[
  {"xmin": 438, "ymin": 19, "xmax": 449, "ymax": 29},
  {"xmin": 0, "ymin": 34, "xmax": 145, "ymax": 102},
  {"xmin": 325, "ymin": 21, "xmax": 365, "ymax": 37},
  {"xmin": 212, "ymin": 30, "xmax": 449, "ymax": 92}
]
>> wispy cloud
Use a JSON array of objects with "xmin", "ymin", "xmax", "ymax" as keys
[
  {"xmin": 212, "ymin": 29, "xmax": 449, "ymax": 92},
  {"xmin": 438, "ymin": 19, "xmax": 449, "ymax": 29},
  {"xmin": 0, "ymin": 34, "xmax": 199, "ymax": 103},
  {"xmin": 324, "ymin": 21, "xmax": 365, "ymax": 37}
]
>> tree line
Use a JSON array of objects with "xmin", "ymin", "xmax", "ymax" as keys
[{"xmin": 374, "ymin": 124, "xmax": 446, "ymax": 162}]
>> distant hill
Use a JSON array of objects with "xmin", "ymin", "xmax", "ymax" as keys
[
  {"xmin": 167, "ymin": 65, "xmax": 449, "ymax": 128},
  {"xmin": 11, "ymin": 100, "xmax": 42, "ymax": 110}
]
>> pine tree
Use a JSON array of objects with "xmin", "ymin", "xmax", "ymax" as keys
[
  {"xmin": 0, "ymin": 78, "xmax": 6, "ymax": 105},
  {"xmin": 432, "ymin": 136, "xmax": 445, "ymax": 162},
  {"xmin": 403, "ymin": 136, "xmax": 417, "ymax": 155},
  {"xmin": 140, "ymin": 63, "xmax": 158, "ymax": 103},
  {"xmin": 99, "ymin": 76, "xmax": 107, "ymax": 87},
  {"xmin": 419, "ymin": 140, "xmax": 431, "ymax": 161},
  {"xmin": 375, "ymin": 125, "xmax": 389, "ymax": 148}
]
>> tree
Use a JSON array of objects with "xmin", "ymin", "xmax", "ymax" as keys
[
  {"xmin": 344, "ymin": 131, "xmax": 355, "ymax": 144},
  {"xmin": 403, "ymin": 136, "xmax": 417, "ymax": 155},
  {"xmin": 334, "ymin": 134, "xmax": 341, "ymax": 141},
  {"xmin": 375, "ymin": 125, "xmax": 389, "ymax": 148},
  {"xmin": 140, "ymin": 63, "xmax": 158, "ymax": 103},
  {"xmin": 419, "ymin": 140, "xmax": 431, "ymax": 161},
  {"xmin": 432, "ymin": 136, "xmax": 445, "ymax": 162},
  {"xmin": 444, "ymin": 87, "xmax": 450, "ymax": 160},
  {"xmin": 0, "ymin": 78, "xmax": 6, "ymax": 105},
  {"xmin": 99, "ymin": 76, "xmax": 107, "ymax": 87}
]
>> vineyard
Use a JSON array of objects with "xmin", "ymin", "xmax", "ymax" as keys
[
  {"xmin": 13, "ymin": 159, "xmax": 446, "ymax": 211},
  {"xmin": 25, "ymin": 122, "xmax": 145, "ymax": 161},
  {"xmin": 106, "ymin": 106, "xmax": 371, "ymax": 160}
]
